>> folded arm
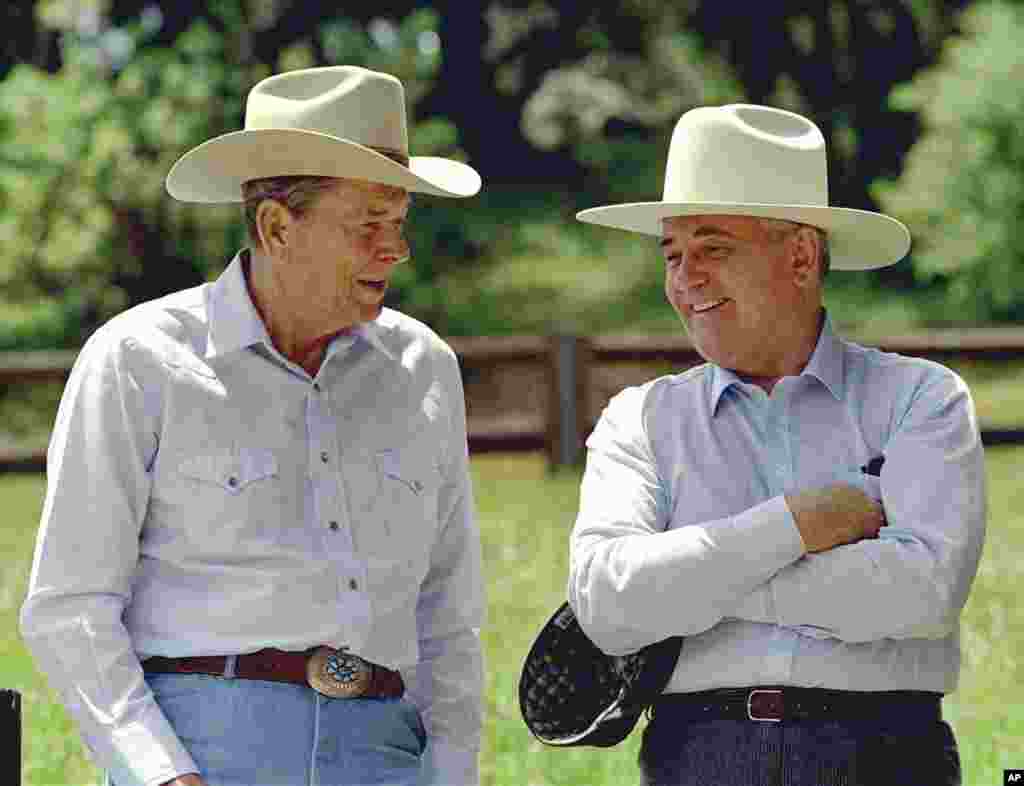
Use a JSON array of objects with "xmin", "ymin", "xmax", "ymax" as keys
[
  {"xmin": 732, "ymin": 373, "xmax": 987, "ymax": 642},
  {"xmin": 567, "ymin": 386, "xmax": 807, "ymax": 655}
]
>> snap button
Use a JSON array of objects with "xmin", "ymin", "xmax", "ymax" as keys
[
  {"xmin": 348, "ymin": 579, "xmax": 359, "ymax": 591},
  {"xmin": 320, "ymin": 451, "xmax": 329, "ymax": 463},
  {"xmin": 328, "ymin": 521, "xmax": 339, "ymax": 532},
  {"xmin": 227, "ymin": 476, "xmax": 239, "ymax": 489}
]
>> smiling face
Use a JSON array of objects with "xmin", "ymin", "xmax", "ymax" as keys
[
  {"xmin": 661, "ymin": 214, "xmax": 824, "ymax": 383},
  {"xmin": 257, "ymin": 177, "xmax": 411, "ymax": 330}
]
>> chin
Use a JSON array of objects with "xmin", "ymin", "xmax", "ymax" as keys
[
  {"xmin": 692, "ymin": 341, "xmax": 743, "ymax": 371},
  {"xmin": 360, "ymin": 303, "xmax": 383, "ymax": 322}
]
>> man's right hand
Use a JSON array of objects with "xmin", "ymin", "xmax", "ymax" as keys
[
  {"xmin": 160, "ymin": 775, "xmax": 206, "ymax": 786},
  {"xmin": 785, "ymin": 483, "xmax": 885, "ymax": 554}
]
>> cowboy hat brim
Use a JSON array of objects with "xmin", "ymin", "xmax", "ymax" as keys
[
  {"xmin": 165, "ymin": 128, "xmax": 481, "ymax": 203},
  {"xmin": 576, "ymin": 202, "xmax": 911, "ymax": 271}
]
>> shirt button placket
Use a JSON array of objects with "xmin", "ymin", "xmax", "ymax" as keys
[
  {"xmin": 765, "ymin": 396, "xmax": 786, "ymax": 493},
  {"xmin": 775, "ymin": 390, "xmax": 793, "ymax": 486}
]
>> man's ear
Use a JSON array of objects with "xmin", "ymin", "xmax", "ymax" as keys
[
  {"xmin": 255, "ymin": 199, "xmax": 293, "ymax": 257},
  {"xmin": 790, "ymin": 226, "xmax": 821, "ymax": 288}
]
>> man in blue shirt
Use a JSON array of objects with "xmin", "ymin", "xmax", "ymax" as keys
[{"xmin": 569, "ymin": 104, "xmax": 984, "ymax": 785}]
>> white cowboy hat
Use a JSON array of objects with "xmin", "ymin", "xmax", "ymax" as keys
[
  {"xmin": 576, "ymin": 104, "xmax": 910, "ymax": 270},
  {"xmin": 166, "ymin": 66, "xmax": 481, "ymax": 202}
]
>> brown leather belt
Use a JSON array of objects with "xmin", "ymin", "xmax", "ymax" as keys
[
  {"xmin": 142, "ymin": 646, "xmax": 404, "ymax": 700},
  {"xmin": 655, "ymin": 687, "xmax": 943, "ymax": 723}
]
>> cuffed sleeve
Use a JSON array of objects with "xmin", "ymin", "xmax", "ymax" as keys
[{"xmin": 420, "ymin": 737, "xmax": 479, "ymax": 786}]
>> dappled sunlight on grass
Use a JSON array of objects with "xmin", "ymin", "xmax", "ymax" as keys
[
  {"xmin": 3, "ymin": 446, "xmax": 1022, "ymax": 785},
  {"xmin": 943, "ymin": 447, "xmax": 1024, "ymax": 780}
]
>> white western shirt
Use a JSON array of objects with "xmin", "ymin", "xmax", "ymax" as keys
[
  {"xmin": 569, "ymin": 314, "xmax": 986, "ymax": 694},
  {"xmin": 20, "ymin": 253, "xmax": 485, "ymax": 786}
]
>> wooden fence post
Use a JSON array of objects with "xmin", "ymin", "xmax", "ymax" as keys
[
  {"xmin": 546, "ymin": 335, "xmax": 593, "ymax": 470},
  {"xmin": 1, "ymin": 690, "xmax": 20, "ymax": 786}
]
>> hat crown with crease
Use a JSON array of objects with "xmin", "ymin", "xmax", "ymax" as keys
[
  {"xmin": 165, "ymin": 66, "xmax": 480, "ymax": 203},
  {"xmin": 664, "ymin": 105, "xmax": 828, "ymax": 207},
  {"xmin": 245, "ymin": 66, "xmax": 408, "ymax": 154},
  {"xmin": 576, "ymin": 103, "xmax": 910, "ymax": 270}
]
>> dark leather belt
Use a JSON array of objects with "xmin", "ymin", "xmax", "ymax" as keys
[
  {"xmin": 142, "ymin": 646, "xmax": 404, "ymax": 700},
  {"xmin": 654, "ymin": 687, "xmax": 942, "ymax": 723}
]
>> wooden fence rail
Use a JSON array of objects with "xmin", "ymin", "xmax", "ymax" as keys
[{"xmin": 3, "ymin": 327, "xmax": 1024, "ymax": 472}]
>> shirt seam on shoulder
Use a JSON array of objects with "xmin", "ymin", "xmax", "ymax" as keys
[
  {"xmin": 889, "ymin": 366, "xmax": 963, "ymax": 439},
  {"xmin": 664, "ymin": 362, "xmax": 712, "ymax": 388}
]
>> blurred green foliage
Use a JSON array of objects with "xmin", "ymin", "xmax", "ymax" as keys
[
  {"xmin": 0, "ymin": 0, "xmax": 1017, "ymax": 354},
  {"xmin": 0, "ymin": 0, "xmax": 742, "ymax": 341},
  {"xmin": 0, "ymin": 1, "xmax": 471, "ymax": 347},
  {"xmin": 876, "ymin": 0, "xmax": 1024, "ymax": 323},
  {"xmin": 0, "ymin": 9, "xmax": 245, "ymax": 348}
]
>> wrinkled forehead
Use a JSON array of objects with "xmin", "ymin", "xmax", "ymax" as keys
[
  {"xmin": 325, "ymin": 177, "xmax": 410, "ymax": 214},
  {"xmin": 660, "ymin": 214, "xmax": 768, "ymax": 242}
]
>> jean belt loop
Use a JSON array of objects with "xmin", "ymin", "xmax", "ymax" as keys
[{"xmin": 223, "ymin": 655, "xmax": 238, "ymax": 680}]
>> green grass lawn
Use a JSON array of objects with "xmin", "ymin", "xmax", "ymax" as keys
[{"xmin": 3, "ymin": 449, "xmax": 1023, "ymax": 785}]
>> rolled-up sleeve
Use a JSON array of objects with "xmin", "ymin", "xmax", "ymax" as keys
[
  {"xmin": 404, "ymin": 349, "xmax": 485, "ymax": 786},
  {"xmin": 19, "ymin": 327, "xmax": 198, "ymax": 786},
  {"xmin": 753, "ymin": 371, "xmax": 986, "ymax": 642},
  {"xmin": 568, "ymin": 386, "xmax": 805, "ymax": 655}
]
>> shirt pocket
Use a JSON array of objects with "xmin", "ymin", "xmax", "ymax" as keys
[
  {"xmin": 178, "ymin": 448, "xmax": 278, "ymax": 494},
  {"xmin": 858, "ymin": 471, "xmax": 882, "ymax": 503},
  {"xmin": 363, "ymin": 447, "xmax": 442, "ymax": 574},
  {"xmin": 173, "ymin": 447, "xmax": 282, "ymax": 549}
]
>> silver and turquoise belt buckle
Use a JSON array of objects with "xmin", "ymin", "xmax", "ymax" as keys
[{"xmin": 306, "ymin": 646, "xmax": 373, "ymax": 699}]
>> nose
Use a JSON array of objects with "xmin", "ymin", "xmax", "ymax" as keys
[
  {"xmin": 375, "ymin": 225, "xmax": 410, "ymax": 265},
  {"xmin": 667, "ymin": 251, "xmax": 709, "ymax": 291}
]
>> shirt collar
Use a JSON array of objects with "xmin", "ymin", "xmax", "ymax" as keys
[
  {"xmin": 709, "ymin": 309, "xmax": 845, "ymax": 415},
  {"xmin": 800, "ymin": 310, "xmax": 845, "ymax": 401},
  {"xmin": 347, "ymin": 319, "xmax": 396, "ymax": 361},
  {"xmin": 205, "ymin": 250, "xmax": 397, "ymax": 363},
  {"xmin": 205, "ymin": 252, "xmax": 270, "ymax": 359}
]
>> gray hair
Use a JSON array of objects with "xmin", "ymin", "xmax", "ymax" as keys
[
  {"xmin": 241, "ymin": 176, "xmax": 340, "ymax": 248},
  {"xmin": 760, "ymin": 218, "xmax": 831, "ymax": 281},
  {"xmin": 241, "ymin": 149, "xmax": 410, "ymax": 248}
]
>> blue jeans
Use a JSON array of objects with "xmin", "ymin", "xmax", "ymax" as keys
[
  {"xmin": 107, "ymin": 673, "xmax": 426, "ymax": 786},
  {"xmin": 639, "ymin": 708, "xmax": 960, "ymax": 785}
]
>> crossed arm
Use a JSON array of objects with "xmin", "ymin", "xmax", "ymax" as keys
[
  {"xmin": 568, "ymin": 377, "xmax": 986, "ymax": 655},
  {"xmin": 160, "ymin": 776, "xmax": 203, "ymax": 786}
]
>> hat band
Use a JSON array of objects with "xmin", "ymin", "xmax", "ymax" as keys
[{"xmin": 370, "ymin": 146, "xmax": 409, "ymax": 167}]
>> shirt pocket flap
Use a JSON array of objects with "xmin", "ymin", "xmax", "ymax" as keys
[
  {"xmin": 374, "ymin": 448, "xmax": 436, "ymax": 496},
  {"xmin": 178, "ymin": 448, "xmax": 278, "ymax": 494}
]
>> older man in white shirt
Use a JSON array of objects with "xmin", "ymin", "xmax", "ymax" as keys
[
  {"xmin": 569, "ymin": 105, "xmax": 985, "ymax": 785},
  {"xmin": 20, "ymin": 66, "xmax": 485, "ymax": 786}
]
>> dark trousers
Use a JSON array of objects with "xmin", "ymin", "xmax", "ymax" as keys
[{"xmin": 639, "ymin": 706, "xmax": 960, "ymax": 786}]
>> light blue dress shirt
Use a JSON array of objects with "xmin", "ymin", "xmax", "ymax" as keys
[
  {"xmin": 569, "ymin": 313, "xmax": 986, "ymax": 694},
  {"xmin": 20, "ymin": 254, "xmax": 485, "ymax": 786}
]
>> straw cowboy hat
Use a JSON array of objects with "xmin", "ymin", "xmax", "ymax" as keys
[
  {"xmin": 576, "ymin": 104, "xmax": 910, "ymax": 270},
  {"xmin": 166, "ymin": 66, "xmax": 481, "ymax": 202}
]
